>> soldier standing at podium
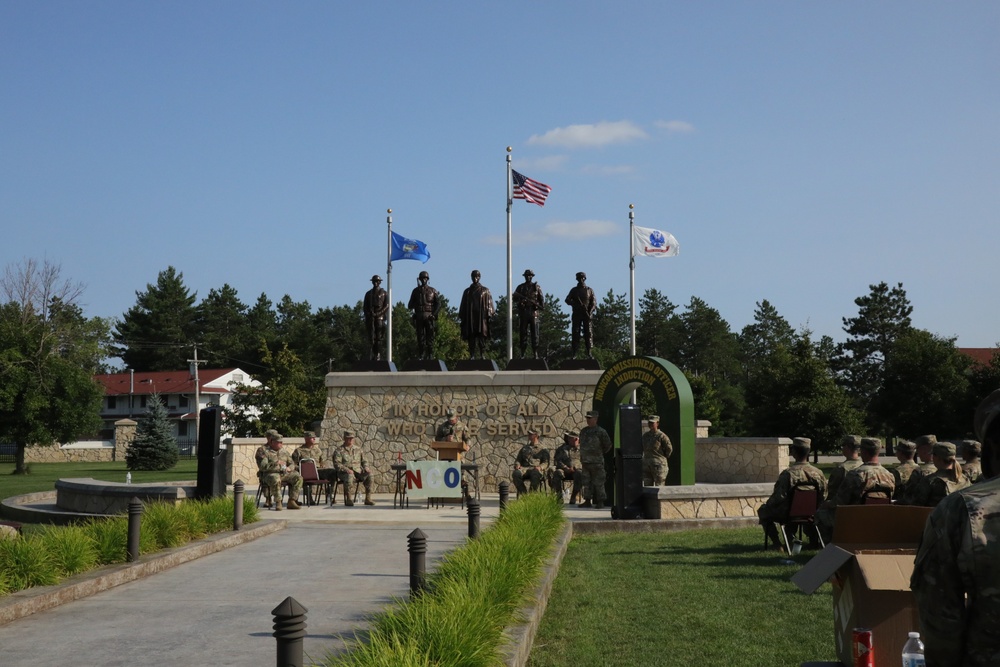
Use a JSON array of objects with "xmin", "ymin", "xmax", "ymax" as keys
[{"xmin": 436, "ymin": 408, "xmax": 471, "ymax": 497}]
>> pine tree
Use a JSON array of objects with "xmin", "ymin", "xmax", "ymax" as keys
[
  {"xmin": 126, "ymin": 395, "xmax": 179, "ymax": 471},
  {"xmin": 113, "ymin": 266, "xmax": 199, "ymax": 371}
]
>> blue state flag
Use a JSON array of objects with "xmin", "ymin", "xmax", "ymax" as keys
[{"xmin": 390, "ymin": 231, "xmax": 430, "ymax": 263}]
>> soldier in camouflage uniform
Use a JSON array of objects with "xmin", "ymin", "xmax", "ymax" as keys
[
  {"xmin": 911, "ymin": 389, "xmax": 1000, "ymax": 666},
  {"xmin": 909, "ymin": 441, "xmax": 971, "ymax": 507},
  {"xmin": 961, "ymin": 439, "xmax": 984, "ymax": 484},
  {"xmin": 890, "ymin": 439, "xmax": 920, "ymax": 502},
  {"xmin": 255, "ymin": 429, "xmax": 281, "ymax": 506},
  {"xmin": 333, "ymin": 430, "xmax": 374, "ymax": 506},
  {"xmin": 915, "ymin": 434, "xmax": 939, "ymax": 475},
  {"xmin": 258, "ymin": 435, "xmax": 303, "ymax": 510},
  {"xmin": 512, "ymin": 429, "xmax": 550, "ymax": 494},
  {"xmin": 641, "ymin": 415, "xmax": 672, "ymax": 486},
  {"xmin": 550, "ymin": 431, "xmax": 583, "ymax": 504},
  {"xmin": 436, "ymin": 408, "xmax": 471, "ymax": 497},
  {"xmin": 816, "ymin": 437, "xmax": 895, "ymax": 542},
  {"xmin": 758, "ymin": 437, "xmax": 828, "ymax": 548},
  {"xmin": 827, "ymin": 435, "xmax": 863, "ymax": 500},
  {"xmin": 579, "ymin": 410, "xmax": 613, "ymax": 508}
]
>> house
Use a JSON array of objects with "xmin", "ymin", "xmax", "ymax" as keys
[
  {"xmin": 94, "ymin": 368, "xmax": 259, "ymax": 451},
  {"xmin": 958, "ymin": 348, "xmax": 998, "ymax": 369}
]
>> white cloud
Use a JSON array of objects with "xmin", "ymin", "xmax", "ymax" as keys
[
  {"xmin": 484, "ymin": 220, "xmax": 618, "ymax": 246},
  {"xmin": 580, "ymin": 164, "xmax": 636, "ymax": 175},
  {"xmin": 527, "ymin": 121, "xmax": 648, "ymax": 148},
  {"xmin": 655, "ymin": 119, "xmax": 695, "ymax": 134},
  {"xmin": 512, "ymin": 154, "xmax": 568, "ymax": 172}
]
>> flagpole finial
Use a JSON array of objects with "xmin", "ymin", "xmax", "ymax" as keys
[
  {"xmin": 629, "ymin": 203, "xmax": 634, "ymax": 209},
  {"xmin": 387, "ymin": 208, "xmax": 392, "ymax": 214},
  {"xmin": 506, "ymin": 146, "xmax": 512, "ymax": 153}
]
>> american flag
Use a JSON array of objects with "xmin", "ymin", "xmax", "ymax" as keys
[{"xmin": 512, "ymin": 170, "xmax": 552, "ymax": 207}]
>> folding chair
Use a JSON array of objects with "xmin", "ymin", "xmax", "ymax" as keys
[
  {"xmin": 776, "ymin": 485, "xmax": 824, "ymax": 553},
  {"xmin": 329, "ymin": 473, "xmax": 360, "ymax": 506},
  {"xmin": 299, "ymin": 459, "xmax": 330, "ymax": 507},
  {"xmin": 255, "ymin": 473, "xmax": 288, "ymax": 508},
  {"xmin": 863, "ymin": 484, "xmax": 893, "ymax": 505}
]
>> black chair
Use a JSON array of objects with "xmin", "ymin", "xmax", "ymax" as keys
[
  {"xmin": 329, "ymin": 472, "xmax": 360, "ymax": 506},
  {"xmin": 863, "ymin": 484, "xmax": 893, "ymax": 505},
  {"xmin": 775, "ymin": 485, "xmax": 824, "ymax": 553}
]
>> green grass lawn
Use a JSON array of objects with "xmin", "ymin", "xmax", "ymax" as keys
[
  {"xmin": 529, "ymin": 526, "xmax": 836, "ymax": 667},
  {"xmin": 0, "ymin": 460, "xmax": 198, "ymax": 498}
]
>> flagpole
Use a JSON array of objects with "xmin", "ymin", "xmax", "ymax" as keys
[
  {"xmin": 629, "ymin": 204, "xmax": 636, "ymax": 356},
  {"xmin": 386, "ymin": 209, "xmax": 393, "ymax": 364},
  {"xmin": 506, "ymin": 147, "xmax": 513, "ymax": 361}
]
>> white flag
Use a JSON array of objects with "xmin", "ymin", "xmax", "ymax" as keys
[{"xmin": 633, "ymin": 225, "xmax": 679, "ymax": 257}]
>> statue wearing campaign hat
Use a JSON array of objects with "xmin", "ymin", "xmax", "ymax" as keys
[
  {"xmin": 565, "ymin": 271, "xmax": 596, "ymax": 358},
  {"xmin": 513, "ymin": 269, "xmax": 544, "ymax": 359},
  {"xmin": 363, "ymin": 275, "xmax": 389, "ymax": 361}
]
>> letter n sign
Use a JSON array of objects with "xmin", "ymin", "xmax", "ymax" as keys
[{"xmin": 405, "ymin": 461, "xmax": 462, "ymax": 499}]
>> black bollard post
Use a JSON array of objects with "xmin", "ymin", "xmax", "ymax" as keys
[
  {"xmin": 272, "ymin": 596, "xmax": 307, "ymax": 667},
  {"xmin": 127, "ymin": 497, "xmax": 143, "ymax": 562},
  {"xmin": 233, "ymin": 480, "xmax": 245, "ymax": 531},
  {"xmin": 408, "ymin": 528, "xmax": 427, "ymax": 598},
  {"xmin": 498, "ymin": 480, "xmax": 510, "ymax": 513},
  {"xmin": 466, "ymin": 498, "xmax": 480, "ymax": 539}
]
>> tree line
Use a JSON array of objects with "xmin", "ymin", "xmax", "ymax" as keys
[{"xmin": 3, "ymin": 260, "xmax": 998, "ymax": 476}]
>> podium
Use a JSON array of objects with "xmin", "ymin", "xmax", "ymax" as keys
[{"xmin": 430, "ymin": 439, "xmax": 469, "ymax": 461}]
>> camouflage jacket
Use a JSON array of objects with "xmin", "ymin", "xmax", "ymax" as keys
[
  {"xmin": 911, "ymin": 476, "xmax": 1000, "ymax": 666},
  {"xmin": 833, "ymin": 462, "xmax": 895, "ymax": 506},
  {"xmin": 964, "ymin": 460, "xmax": 984, "ymax": 484},
  {"xmin": 259, "ymin": 447, "xmax": 295, "ymax": 474},
  {"xmin": 435, "ymin": 420, "xmax": 467, "ymax": 442},
  {"xmin": 891, "ymin": 461, "xmax": 920, "ymax": 501},
  {"xmin": 761, "ymin": 462, "xmax": 828, "ymax": 516},
  {"xmin": 641, "ymin": 429, "xmax": 672, "ymax": 463},
  {"xmin": 909, "ymin": 469, "xmax": 972, "ymax": 508},
  {"xmin": 514, "ymin": 443, "xmax": 549, "ymax": 472},
  {"xmin": 579, "ymin": 425, "xmax": 612, "ymax": 464},
  {"xmin": 827, "ymin": 459, "xmax": 863, "ymax": 499},
  {"xmin": 333, "ymin": 444, "xmax": 368, "ymax": 472},
  {"xmin": 292, "ymin": 444, "xmax": 326, "ymax": 467},
  {"xmin": 553, "ymin": 443, "xmax": 582, "ymax": 473}
]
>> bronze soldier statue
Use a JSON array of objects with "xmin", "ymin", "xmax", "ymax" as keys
[
  {"xmin": 407, "ymin": 271, "xmax": 440, "ymax": 360},
  {"xmin": 565, "ymin": 271, "xmax": 596, "ymax": 358},
  {"xmin": 513, "ymin": 269, "xmax": 544, "ymax": 359},
  {"xmin": 363, "ymin": 275, "xmax": 389, "ymax": 361},
  {"xmin": 459, "ymin": 269, "xmax": 495, "ymax": 360}
]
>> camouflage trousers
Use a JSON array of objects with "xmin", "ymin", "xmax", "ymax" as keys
[
  {"xmin": 263, "ymin": 471, "xmax": 303, "ymax": 502},
  {"xmin": 642, "ymin": 459, "xmax": 668, "ymax": 486},
  {"xmin": 580, "ymin": 462, "xmax": 606, "ymax": 503},
  {"xmin": 337, "ymin": 469, "xmax": 373, "ymax": 494},
  {"xmin": 512, "ymin": 467, "xmax": 545, "ymax": 495},
  {"xmin": 549, "ymin": 469, "xmax": 583, "ymax": 499}
]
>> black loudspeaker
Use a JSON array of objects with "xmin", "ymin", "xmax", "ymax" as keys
[
  {"xmin": 196, "ymin": 407, "xmax": 224, "ymax": 499},
  {"xmin": 614, "ymin": 405, "xmax": 644, "ymax": 519}
]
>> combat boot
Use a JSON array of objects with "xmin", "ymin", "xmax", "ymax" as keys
[
  {"xmin": 345, "ymin": 489, "xmax": 355, "ymax": 507},
  {"xmin": 569, "ymin": 493, "xmax": 578, "ymax": 505},
  {"xmin": 275, "ymin": 498, "xmax": 283, "ymax": 511},
  {"xmin": 264, "ymin": 497, "xmax": 273, "ymax": 509},
  {"xmin": 579, "ymin": 499, "xmax": 593, "ymax": 508},
  {"xmin": 364, "ymin": 491, "xmax": 375, "ymax": 506},
  {"xmin": 287, "ymin": 498, "xmax": 301, "ymax": 510}
]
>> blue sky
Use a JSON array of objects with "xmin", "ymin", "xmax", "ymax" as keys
[{"xmin": 3, "ymin": 2, "xmax": 999, "ymax": 351}]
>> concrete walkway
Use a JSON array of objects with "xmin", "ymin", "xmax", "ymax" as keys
[{"xmin": 0, "ymin": 491, "xmax": 606, "ymax": 667}]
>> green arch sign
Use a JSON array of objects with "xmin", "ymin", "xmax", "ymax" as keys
[{"xmin": 592, "ymin": 356, "xmax": 695, "ymax": 486}]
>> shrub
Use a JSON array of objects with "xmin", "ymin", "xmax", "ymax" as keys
[
  {"xmin": 126, "ymin": 395, "xmax": 179, "ymax": 471},
  {"xmin": 0, "ymin": 534, "xmax": 61, "ymax": 590},
  {"xmin": 142, "ymin": 502, "xmax": 189, "ymax": 549},
  {"xmin": 173, "ymin": 501, "xmax": 208, "ymax": 541},
  {"xmin": 199, "ymin": 496, "xmax": 234, "ymax": 533},
  {"xmin": 38, "ymin": 524, "xmax": 98, "ymax": 576}
]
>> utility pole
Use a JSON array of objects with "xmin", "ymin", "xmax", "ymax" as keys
[{"xmin": 188, "ymin": 345, "xmax": 205, "ymax": 455}]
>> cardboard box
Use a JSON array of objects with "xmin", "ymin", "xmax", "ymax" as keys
[{"xmin": 791, "ymin": 505, "xmax": 932, "ymax": 667}]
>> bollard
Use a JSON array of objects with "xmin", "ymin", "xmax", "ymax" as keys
[
  {"xmin": 467, "ymin": 498, "xmax": 480, "ymax": 539},
  {"xmin": 498, "ymin": 480, "xmax": 510, "ymax": 513},
  {"xmin": 408, "ymin": 528, "xmax": 427, "ymax": 598},
  {"xmin": 233, "ymin": 480, "xmax": 245, "ymax": 531},
  {"xmin": 127, "ymin": 497, "xmax": 143, "ymax": 562},
  {"xmin": 272, "ymin": 596, "xmax": 307, "ymax": 667}
]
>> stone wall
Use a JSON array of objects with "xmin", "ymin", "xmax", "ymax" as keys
[
  {"xmin": 695, "ymin": 437, "xmax": 791, "ymax": 483},
  {"xmin": 644, "ymin": 483, "xmax": 773, "ymax": 520},
  {"xmin": 320, "ymin": 370, "xmax": 602, "ymax": 493},
  {"xmin": 22, "ymin": 419, "xmax": 137, "ymax": 464},
  {"xmin": 226, "ymin": 437, "xmax": 308, "ymax": 486}
]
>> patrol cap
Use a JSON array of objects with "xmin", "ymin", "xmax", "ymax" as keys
[
  {"xmin": 343, "ymin": 430, "xmax": 355, "ymax": 438},
  {"xmin": 523, "ymin": 269, "xmax": 534, "ymax": 277},
  {"xmin": 371, "ymin": 275, "xmax": 382, "ymax": 283},
  {"xmin": 446, "ymin": 408, "xmax": 456, "ymax": 417},
  {"xmin": 932, "ymin": 442, "xmax": 957, "ymax": 458},
  {"xmin": 273, "ymin": 434, "xmax": 284, "ymax": 443},
  {"xmin": 841, "ymin": 434, "xmax": 861, "ymax": 449},
  {"xmin": 527, "ymin": 428, "xmax": 539, "ymax": 436},
  {"xmin": 565, "ymin": 430, "xmax": 579, "ymax": 439},
  {"xmin": 962, "ymin": 439, "xmax": 982, "ymax": 456},
  {"xmin": 303, "ymin": 431, "xmax": 316, "ymax": 438},
  {"xmin": 895, "ymin": 439, "xmax": 916, "ymax": 454},
  {"xmin": 585, "ymin": 410, "xmax": 600, "ymax": 418},
  {"xmin": 792, "ymin": 437, "xmax": 812, "ymax": 451},
  {"xmin": 859, "ymin": 437, "xmax": 881, "ymax": 453},
  {"xmin": 576, "ymin": 271, "xmax": 586, "ymax": 280},
  {"xmin": 646, "ymin": 415, "xmax": 660, "ymax": 422},
  {"xmin": 914, "ymin": 434, "xmax": 938, "ymax": 448},
  {"xmin": 974, "ymin": 388, "xmax": 1000, "ymax": 442},
  {"xmin": 265, "ymin": 429, "xmax": 280, "ymax": 439}
]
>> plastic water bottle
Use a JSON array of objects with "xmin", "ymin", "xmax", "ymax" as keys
[
  {"xmin": 901, "ymin": 631, "xmax": 925, "ymax": 667},
  {"xmin": 125, "ymin": 472, "xmax": 132, "ymax": 485}
]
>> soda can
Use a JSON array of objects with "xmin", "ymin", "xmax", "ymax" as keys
[{"xmin": 852, "ymin": 628, "xmax": 874, "ymax": 667}]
